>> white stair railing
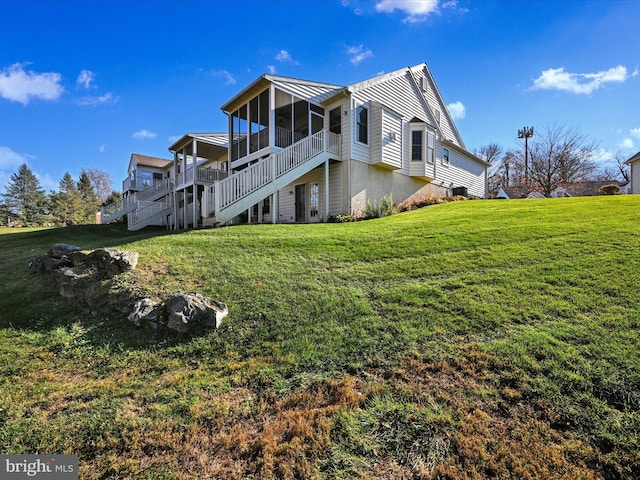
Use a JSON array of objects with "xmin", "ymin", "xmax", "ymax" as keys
[
  {"xmin": 217, "ymin": 130, "xmax": 339, "ymax": 212},
  {"xmin": 128, "ymin": 198, "xmax": 172, "ymax": 229},
  {"xmin": 136, "ymin": 179, "xmax": 173, "ymax": 202}
]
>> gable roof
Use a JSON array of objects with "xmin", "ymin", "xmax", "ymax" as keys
[
  {"xmin": 497, "ymin": 185, "xmax": 544, "ymax": 199},
  {"xmin": 346, "ymin": 63, "xmax": 465, "ymax": 148},
  {"xmin": 625, "ymin": 151, "xmax": 640, "ymax": 165},
  {"xmin": 129, "ymin": 153, "xmax": 172, "ymax": 170},
  {"xmin": 168, "ymin": 133, "xmax": 229, "ymax": 161},
  {"xmin": 221, "ymin": 74, "xmax": 342, "ymax": 113}
]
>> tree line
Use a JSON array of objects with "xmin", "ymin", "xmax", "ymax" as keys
[
  {"xmin": 476, "ymin": 124, "xmax": 630, "ymax": 197},
  {"xmin": 0, "ymin": 163, "xmax": 120, "ymax": 227}
]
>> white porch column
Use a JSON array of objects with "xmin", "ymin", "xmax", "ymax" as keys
[
  {"xmin": 192, "ymin": 186, "xmax": 198, "ymax": 228},
  {"xmin": 183, "ymin": 189, "xmax": 187, "ymax": 228},
  {"xmin": 324, "ymin": 159, "xmax": 330, "ymax": 222},
  {"xmin": 192, "ymin": 139, "xmax": 198, "ymax": 183},
  {"xmin": 271, "ymin": 192, "xmax": 278, "ymax": 224},
  {"xmin": 182, "ymin": 147, "xmax": 187, "ymax": 185}
]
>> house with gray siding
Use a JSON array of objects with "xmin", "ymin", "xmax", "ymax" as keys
[
  {"xmin": 101, "ymin": 63, "xmax": 488, "ymax": 230},
  {"xmin": 626, "ymin": 151, "xmax": 640, "ymax": 194}
]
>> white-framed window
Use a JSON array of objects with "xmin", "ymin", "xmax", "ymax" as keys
[
  {"xmin": 427, "ymin": 130, "xmax": 435, "ymax": 164},
  {"xmin": 411, "ymin": 130, "xmax": 423, "ymax": 161},
  {"xmin": 442, "ymin": 147, "xmax": 450, "ymax": 165},
  {"xmin": 356, "ymin": 105, "xmax": 368, "ymax": 144}
]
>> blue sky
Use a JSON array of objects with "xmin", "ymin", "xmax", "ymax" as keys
[{"xmin": 1, "ymin": 0, "xmax": 639, "ymax": 193}]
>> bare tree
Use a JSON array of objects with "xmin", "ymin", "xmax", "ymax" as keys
[
  {"xmin": 616, "ymin": 154, "xmax": 630, "ymax": 182},
  {"xmin": 475, "ymin": 143, "xmax": 506, "ymax": 196},
  {"xmin": 476, "ymin": 143, "xmax": 503, "ymax": 165},
  {"xmin": 525, "ymin": 125, "xmax": 597, "ymax": 197},
  {"xmin": 83, "ymin": 168, "xmax": 114, "ymax": 204}
]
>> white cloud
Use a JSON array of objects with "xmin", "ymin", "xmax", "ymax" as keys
[
  {"xmin": 630, "ymin": 127, "xmax": 640, "ymax": 139},
  {"xmin": 531, "ymin": 65, "xmax": 634, "ymax": 95},
  {"xmin": 0, "ymin": 63, "xmax": 64, "ymax": 105},
  {"xmin": 212, "ymin": 69, "xmax": 236, "ymax": 86},
  {"xmin": 275, "ymin": 50, "xmax": 300, "ymax": 65},
  {"xmin": 346, "ymin": 44, "xmax": 373, "ymax": 66},
  {"xmin": 77, "ymin": 92, "xmax": 117, "ymax": 107},
  {"xmin": 35, "ymin": 171, "xmax": 57, "ymax": 193},
  {"xmin": 132, "ymin": 129, "xmax": 157, "ymax": 140},
  {"xmin": 591, "ymin": 148, "xmax": 615, "ymax": 163},
  {"xmin": 267, "ymin": 65, "xmax": 277, "ymax": 75},
  {"xmin": 619, "ymin": 138, "xmax": 635, "ymax": 150},
  {"xmin": 375, "ymin": 0, "xmax": 439, "ymax": 23},
  {"xmin": 0, "ymin": 146, "xmax": 29, "ymax": 170},
  {"xmin": 447, "ymin": 101, "xmax": 465, "ymax": 120},
  {"xmin": 98, "ymin": 144, "xmax": 106, "ymax": 154},
  {"xmin": 77, "ymin": 69, "xmax": 95, "ymax": 89}
]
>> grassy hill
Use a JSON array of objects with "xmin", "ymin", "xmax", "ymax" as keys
[{"xmin": 0, "ymin": 196, "xmax": 638, "ymax": 479}]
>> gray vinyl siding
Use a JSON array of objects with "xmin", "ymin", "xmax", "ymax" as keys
[
  {"xmin": 276, "ymin": 163, "xmax": 342, "ymax": 222},
  {"xmin": 410, "ymin": 67, "xmax": 460, "ymax": 148},
  {"xmin": 436, "ymin": 146, "xmax": 487, "ymax": 198},
  {"xmin": 631, "ymin": 161, "xmax": 640, "ymax": 194}
]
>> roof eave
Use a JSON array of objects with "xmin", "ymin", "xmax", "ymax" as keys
[{"xmin": 442, "ymin": 139, "xmax": 489, "ymax": 166}]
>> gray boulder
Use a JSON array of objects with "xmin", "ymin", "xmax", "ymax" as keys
[
  {"xmin": 48, "ymin": 243, "xmax": 81, "ymax": 259},
  {"xmin": 84, "ymin": 248, "xmax": 138, "ymax": 276},
  {"xmin": 165, "ymin": 292, "xmax": 228, "ymax": 333},
  {"xmin": 128, "ymin": 298, "xmax": 161, "ymax": 327}
]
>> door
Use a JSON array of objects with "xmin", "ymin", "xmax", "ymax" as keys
[{"xmin": 295, "ymin": 184, "xmax": 306, "ymax": 222}]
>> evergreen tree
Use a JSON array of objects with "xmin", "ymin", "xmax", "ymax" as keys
[
  {"xmin": 77, "ymin": 170, "xmax": 99, "ymax": 223},
  {"xmin": 51, "ymin": 172, "xmax": 83, "ymax": 226},
  {"xmin": 1, "ymin": 163, "xmax": 47, "ymax": 226}
]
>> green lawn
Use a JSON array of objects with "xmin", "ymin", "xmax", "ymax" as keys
[{"xmin": 0, "ymin": 196, "xmax": 638, "ymax": 479}]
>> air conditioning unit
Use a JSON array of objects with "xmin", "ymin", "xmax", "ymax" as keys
[{"xmin": 452, "ymin": 186, "xmax": 467, "ymax": 197}]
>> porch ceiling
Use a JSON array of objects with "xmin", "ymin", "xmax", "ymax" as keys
[{"xmin": 169, "ymin": 133, "xmax": 228, "ymax": 159}]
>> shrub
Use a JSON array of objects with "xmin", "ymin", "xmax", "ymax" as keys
[
  {"xmin": 364, "ymin": 194, "xmax": 396, "ymax": 219},
  {"xmin": 396, "ymin": 194, "xmax": 467, "ymax": 212},
  {"xmin": 328, "ymin": 213, "xmax": 356, "ymax": 223},
  {"xmin": 599, "ymin": 184, "xmax": 621, "ymax": 195}
]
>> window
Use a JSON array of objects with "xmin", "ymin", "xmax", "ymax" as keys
[
  {"xmin": 443, "ymin": 147, "xmax": 450, "ymax": 165},
  {"xmin": 310, "ymin": 183, "xmax": 319, "ymax": 218},
  {"xmin": 329, "ymin": 107, "xmax": 341, "ymax": 134},
  {"xmin": 427, "ymin": 131, "xmax": 435, "ymax": 164},
  {"xmin": 411, "ymin": 130, "xmax": 423, "ymax": 161},
  {"xmin": 356, "ymin": 105, "xmax": 368, "ymax": 144}
]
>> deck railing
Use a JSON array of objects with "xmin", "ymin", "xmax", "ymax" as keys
[
  {"xmin": 136, "ymin": 179, "xmax": 173, "ymax": 202},
  {"xmin": 217, "ymin": 129, "xmax": 340, "ymax": 211},
  {"xmin": 128, "ymin": 198, "xmax": 172, "ymax": 228},
  {"xmin": 101, "ymin": 196, "xmax": 134, "ymax": 218}
]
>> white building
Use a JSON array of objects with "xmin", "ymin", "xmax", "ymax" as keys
[{"xmin": 102, "ymin": 63, "xmax": 488, "ymax": 230}]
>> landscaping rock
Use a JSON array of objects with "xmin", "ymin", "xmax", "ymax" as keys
[
  {"xmin": 128, "ymin": 298, "xmax": 161, "ymax": 327},
  {"xmin": 84, "ymin": 248, "xmax": 138, "ymax": 276},
  {"xmin": 48, "ymin": 243, "xmax": 81, "ymax": 259},
  {"xmin": 28, "ymin": 246, "xmax": 228, "ymax": 338},
  {"xmin": 56, "ymin": 267, "xmax": 91, "ymax": 298},
  {"xmin": 165, "ymin": 292, "xmax": 228, "ymax": 333}
]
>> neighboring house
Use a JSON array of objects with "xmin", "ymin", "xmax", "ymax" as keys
[
  {"xmin": 496, "ymin": 180, "xmax": 628, "ymax": 200},
  {"xmin": 626, "ymin": 151, "xmax": 640, "ymax": 194},
  {"xmin": 496, "ymin": 185, "xmax": 545, "ymax": 199},
  {"xmin": 550, "ymin": 181, "xmax": 628, "ymax": 198},
  {"xmin": 101, "ymin": 63, "xmax": 488, "ymax": 230}
]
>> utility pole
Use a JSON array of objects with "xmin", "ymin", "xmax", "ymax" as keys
[{"xmin": 518, "ymin": 126, "xmax": 534, "ymax": 184}]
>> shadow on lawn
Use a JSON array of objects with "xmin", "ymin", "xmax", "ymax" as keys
[{"xmin": 0, "ymin": 223, "xmax": 207, "ymax": 350}]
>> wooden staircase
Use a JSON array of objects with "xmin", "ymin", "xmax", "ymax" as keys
[
  {"xmin": 100, "ymin": 179, "xmax": 173, "ymax": 225},
  {"xmin": 205, "ymin": 130, "xmax": 340, "ymax": 225}
]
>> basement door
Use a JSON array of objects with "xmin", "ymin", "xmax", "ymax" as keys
[{"xmin": 295, "ymin": 184, "xmax": 306, "ymax": 222}]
